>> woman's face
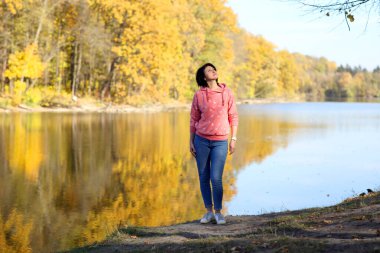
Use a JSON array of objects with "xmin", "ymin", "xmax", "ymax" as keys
[{"xmin": 204, "ymin": 66, "xmax": 218, "ymax": 81}]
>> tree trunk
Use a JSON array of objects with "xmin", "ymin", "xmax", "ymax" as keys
[
  {"xmin": 44, "ymin": 66, "xmax": 49, "ymax": 87},
  {"xmin": 33, "ymin": 0, "xmax": 48, "ymax": 46},
  {"xmin": 88, "ymin": 47, "xmax": 94, "ymax": 97},
  {"xmin": 70, "ymin": 41, "xmax": 78, "ymax": 97},
  {"xmin": 10, "ymin": 80, "xmax": 14, "ymax": 95},
  {"xmin": 24, "ymin": 79, "xmax": 38, "ymax": 93},
  {"xmin": 1, "ymin": 54, "xmax": 7, "ymax": 93},
  {"xmin": 55, "ymin": 50, "xmax": 61, "ymax": 93},
  {"xmin": 100, "ymin": 57, "xmax": 119, "ymax": 100},
  {"xmin": 88, "ymin": 72, "xmax": 93, "ymax": 97},
  {"xmin": 100, "ymin": 17, "xmax": 127, "ymax": 101},
  {"xmin": 75, "ymin": 43, "xmax": 82, "ymax": 95},
  {"xmin": 55, "ymin": 25, "xmax": 62, "ymax": 93}
]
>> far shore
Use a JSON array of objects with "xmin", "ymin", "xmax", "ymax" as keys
[{"xmin": 0, "ymin": 97, "xmax": 306, "ymax": 113}]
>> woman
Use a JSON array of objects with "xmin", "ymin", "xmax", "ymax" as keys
[{"xmin": 190, "ymin": 63, "xmax": 238, "ymax": 225}]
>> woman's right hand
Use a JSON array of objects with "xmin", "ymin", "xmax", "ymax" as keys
[{"xmin": 190, "ymin": 141, "xmax": 196, "ymax": 158}]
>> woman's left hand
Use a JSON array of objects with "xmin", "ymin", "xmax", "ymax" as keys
[{"xmin": 229, "ymin": 140, "xmax": 236, "ymax": 155}]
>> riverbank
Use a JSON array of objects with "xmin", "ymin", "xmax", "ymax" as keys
[
  {"xmin": 67, "ymin": 190, "xmax": 380, "ymax": 253},
  {"xmin": 0, "ymin": 101, "xmax": 191, "ymax": 113},
  {"xmin": 0, "ymin": 97, "xmax": 304, "ymax": 113}
]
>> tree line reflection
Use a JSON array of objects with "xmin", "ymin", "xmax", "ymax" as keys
[{"xmin": 0, "ymin": 111, "xmax": 301, "ymax": 252}]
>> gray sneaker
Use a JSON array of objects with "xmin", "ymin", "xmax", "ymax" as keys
[
  {"xmin": 200, "ymin": 212, "xmax": 215, "ymax": 224},
  {"xmin": 215, "ymin": 213, "xmax": 226, "ymax": 225}
]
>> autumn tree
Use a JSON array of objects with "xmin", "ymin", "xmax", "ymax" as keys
[{"xmin": 0, "ymin": 0, "xmax": 378, "ymax": 105}]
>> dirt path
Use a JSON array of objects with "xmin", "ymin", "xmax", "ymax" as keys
[{"xmin": 67, "ymin": 191, "xmax": 380, "ymax": 253}]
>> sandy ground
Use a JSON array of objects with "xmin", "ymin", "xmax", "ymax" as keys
[
  {"xmin": 0, "ymin": 102, "xmax": 191, "ymax": 113},
  {"xmin": 67, "ymin": 191, "xmax": 380, "ymax": 253}
]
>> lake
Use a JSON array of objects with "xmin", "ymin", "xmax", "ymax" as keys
[{"xmin": 0, "ymin": 102, "xmax": 379, "ymax": 252}]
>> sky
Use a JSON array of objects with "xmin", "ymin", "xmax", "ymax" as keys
[{"xmin": 226, "ymin": 0, "xmax": 380, "ymax": 71}]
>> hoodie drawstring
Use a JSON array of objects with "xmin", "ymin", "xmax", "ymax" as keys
[{"xmin": 201, "ymin": 84, "xmax": 225, "ymax": 106}]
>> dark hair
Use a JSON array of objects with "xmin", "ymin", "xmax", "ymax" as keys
[{"xmin": 196, "ymin": 63, "xmax": 219, "ymax": 87}]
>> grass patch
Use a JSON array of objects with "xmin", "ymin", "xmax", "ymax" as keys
[
  {"xmin": 267, "ymin": 215, "xmax": 307, "ymax": 231},
  {"xmin": 269, "ymin": 236, "xmax": 327, "ymax": 253}
]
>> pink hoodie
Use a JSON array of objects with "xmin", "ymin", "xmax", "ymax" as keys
[{"xmin": 190, "ymin": 83, "xmax": 239, "ymax": 140}]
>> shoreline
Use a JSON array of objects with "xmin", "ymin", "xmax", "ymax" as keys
[
  {"xmin": 0, "ymin": 98, "xmax": 304, "ymax": 113},
  {"xmin": 67, "ymin": 191, "xmax": 380, "ymax": 253},
  {"xmin": 2, "ymin": 97, "xmax": 377, "ymax": 113}
]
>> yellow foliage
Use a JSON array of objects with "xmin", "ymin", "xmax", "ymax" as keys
[
  {"xmin": 3, "ymin": 0, "xmax": 23, "ymax": 14},
  {"xmin": 337, "ymin": 72, "xmax": 353, "ymax": 88},
  {"xmin": 11, "ymin": 80, "xmax": 26, "ymax": 105},
  {"xmin": 0, "ymin": 209, "xmax": 33, "ymax": 253},
  {"xmin": 80, "ymin": 194, "xmax": 126, "ymax": 245},
  {"xmin": 23, "ymin": 87, "xmax": 44, "ymax": 105},
  {"xmin": 7, "ymin": 114, "xmax": 43, "ymax": 182},
  {"xmin": 277, "ymin": 50, "xmax": 301, "ymax": 97},
  {"xmin": 5, "ymin": 44, "xmax": 45, "ymax": 80},
  {"xmin": 232, "ymin": 30, "xmax": 279, "ymax": 98}
]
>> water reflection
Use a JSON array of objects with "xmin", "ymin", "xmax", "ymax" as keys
[{"xmin": 0, "ymin": 110, "xmax": 300, "ymax": 252}]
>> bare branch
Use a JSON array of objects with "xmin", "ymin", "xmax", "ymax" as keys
[{"xmin": 287, "ymin": 0, "xmax": 380, "ymax": 30}]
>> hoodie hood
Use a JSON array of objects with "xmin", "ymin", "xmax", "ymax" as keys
[{"xmin": 200, "ymin": 83, "xmax": 226, "ymax": 106}]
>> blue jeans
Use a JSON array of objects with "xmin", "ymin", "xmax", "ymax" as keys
[{"xmin": 194, "ymin": 134, "xmax": 228, "ymax": 211}]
